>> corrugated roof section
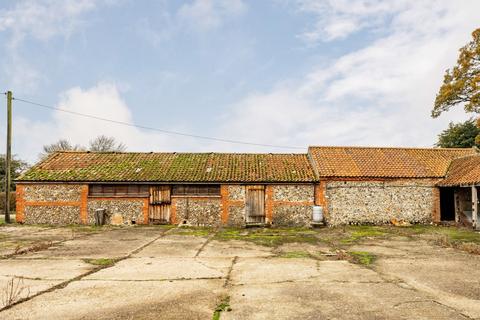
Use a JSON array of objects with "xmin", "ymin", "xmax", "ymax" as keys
[
  {"xmin": 437, "ymin": 155, "xmax": 480, "ymax": 186},
  {"xmin": 308, "ymin": 146, "xmax": 476, "ymax": 178},
  {"xmin": 17, "ymin": 152, "xmax": 317, "ymax": 183}
]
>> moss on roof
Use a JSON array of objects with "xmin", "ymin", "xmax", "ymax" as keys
[{"xmin": 18, "ymin": 151, "xmax": 317, "ymax": 183}]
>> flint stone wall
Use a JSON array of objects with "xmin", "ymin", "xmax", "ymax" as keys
[
  {"xmin": 175, "ymin": 198, "xmax": 222, "ymax": 226},
  {"xmin": 87, "ymin": 199, "xmax": 145, "ymax": 225},
  {"xmin": 272, "ymin": 205, "xmax": 311, "ymax": 226},
  {"xmin": 228, "ymin": 186, "xmax": 245, "ymax": 200},
  {"xmin": 24, "ymin": 206, "xmax": 81, "ymax": 225},
  {"xmin": 23, "ymin": 184, "xmax": 82, "ymax": 202},
  {"xmin": 228, "ymin": 205, "xmax": 245, "ymax": 227},
  {"xmin": 326, "ymin": 180, "xmax": 436, "ymax": 226},
  {"xmin": 273, "ymin": 185, "xmax": 314, "ymax": 202}
]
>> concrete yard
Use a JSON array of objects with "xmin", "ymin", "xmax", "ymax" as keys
[{"xmin": 0, "ymin": 224, "xmax": 479, "ymax": 319}]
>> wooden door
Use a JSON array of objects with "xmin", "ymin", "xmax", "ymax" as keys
[
  {"xmin": 246, "ymin": 186, "xmax": 265, "ymax": 224},
  {"xmin": 149, "ymin": 185, "xmax": 171, "ymax": 224}
]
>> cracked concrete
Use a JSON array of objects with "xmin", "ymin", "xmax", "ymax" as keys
[{"xmin": 0, "ymin": 225, "xmax": 479, "ymax": 319}]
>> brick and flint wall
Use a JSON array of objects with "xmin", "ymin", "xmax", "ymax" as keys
[
  {"xmin": 221, "ymin": 184, "xmax": 315, "ymax": 227},
  {"xmin": 16, "ymin": 180, "xmax": 441, "ymax": 226},
  {"xmin": 16, "ymin": 184, "xmax": 149, "ymax": 225},
  {"xmin": 17, "ymin": 183, "xmax": 317, "ymax": 226},
  {"xmin": 314, "ymin": 179, "xmax": 440, "ymax": 226}
]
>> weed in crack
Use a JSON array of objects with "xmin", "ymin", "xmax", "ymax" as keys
[
  {"xmin": 212, "ymin": 296, "xmax": 231, "ymax": 320},
  {"xmin": 84, "ymin": 258, "xmax": 116, "ymax": 267},
  {"xmin": 1, "ymin": 276, "xmax": 30, "ymax": 308}
]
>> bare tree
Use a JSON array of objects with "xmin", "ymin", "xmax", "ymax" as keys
[
  {"xmin": 89, "ymin": 135, "xmax": 126, "ymax": 152},
  {"xmin": 40, "ymin": 139, "xmax": 84, "ymax": 159}
]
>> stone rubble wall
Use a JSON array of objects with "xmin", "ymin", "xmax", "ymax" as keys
[
  {"xmin": 174, "ymin": 198, "xmax": 222, "ymax": 226},
  {"xmin": 228, "ymin": 185, "xmax": 245, "ymax": 201},
  {"xmin": 273, "ymin": 185, "xmax": 314, "ymax": 202},
  {"xmin": 24, "ymin": 206, "xmax": 81, "ymax": 225},
  {"xmin": 23, "ymin": 184, "xmax": 83, "ymax": 202},
  {"xmin": 272, "ymin": 205, "xmax": 311, "ymax": 227},
  {"xmin": 325, "ymin": 180, "xmax": 437, "ymax": 226},
  {"xmin": 227, "ymin": 205, "xmax": 245, "ymax": 227},
  {"xmin": 87, "ymin": 199, "xmax": 145, "ymax": 225}
]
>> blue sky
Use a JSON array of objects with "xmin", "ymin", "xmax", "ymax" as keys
[{"xmin": 1, "ymin": 0, "xmax": 479, "ymax": 163}]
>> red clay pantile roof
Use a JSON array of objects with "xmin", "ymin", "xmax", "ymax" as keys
[
  {"xmin": 308, "ymin": 146, "xmax": 476, "ymax": 178},
  {"xmin": 437, "ymin": 155, "xmax": 480, "ymax": 186},
  {"xmin": 17, "ymin": 152, "xmax": 317, "ymax": 183}
]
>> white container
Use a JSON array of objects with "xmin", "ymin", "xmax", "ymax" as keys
[{"xmin": 312, "ymin": 206, "xmax": 323, "ymax": 222}]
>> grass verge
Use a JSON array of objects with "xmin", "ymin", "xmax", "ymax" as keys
[{"xmin": 215, "ymin": 227, "xmax": 319, "ymax": 247}]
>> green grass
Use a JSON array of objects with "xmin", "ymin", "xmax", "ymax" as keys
[
  {"xmin": 433, "ymin": 227, "xmax": 480, "ymax": 244},
  {"xmin": 212, "ymin": 296, "xmax": 231, "ymax": 320},
  {"xmin": 172, "ymin": 226, "xmax": 214, "ymax": 236},
  {"xmin": 84, "ymin": 258, "xmax": 116, "ymax": 267},
  {"xmin": 339, "ymin": 226, "xmax": 387, "ymax": 244},
  {"xmin": 277, "ymin": 250, "xmax": 311, "ymax": 258},
  {"xmin": 215, "ymin": 227, "xmax": 319, "ymax": 247},
  {"xmin": 349, "ymin": 251, "xmax": 376, "ymax": 266}
]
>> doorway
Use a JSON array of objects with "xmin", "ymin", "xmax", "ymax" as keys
[
  {"xmin": 149, "ymin": 185, "xmax": 171, "ymax": 224},
  {"xmin": 246, "ymin": 186, "xmax": 265, "ymax": 224},
  {"xmin": 440, "ymin": 187, "xmax": 455, "ymax": 221}
]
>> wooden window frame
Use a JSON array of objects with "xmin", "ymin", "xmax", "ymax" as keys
[
  {"xmin": 88, "ymin": 184, "xmax": 149, "ymax": 198},
  {"xmin": 171, "ymin": 185, "xmax": 221, "ymax": 197}
]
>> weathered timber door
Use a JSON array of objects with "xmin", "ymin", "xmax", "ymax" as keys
[
  {"xmin": 246, "ymin": 186, "xmax": 265, "ymax": 224},
  {"xmin": 149, "ymin": 185, "xmax": 171, "ymax": 224}
]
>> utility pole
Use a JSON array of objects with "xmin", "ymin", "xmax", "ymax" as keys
[{"xmin": 5, "ymin": 91, "xmax": 12, "ymax": 223}]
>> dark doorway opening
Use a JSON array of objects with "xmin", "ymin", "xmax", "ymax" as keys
[{"xmin": 440, "ymin": 188, "xmax": 455, "ymax": 221}]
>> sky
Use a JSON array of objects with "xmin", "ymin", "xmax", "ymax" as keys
[{"xmin": 0, "ymin": 0, "xmax": 479, "ymax": 163}]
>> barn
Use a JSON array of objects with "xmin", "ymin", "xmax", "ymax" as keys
[
  {"xmin": 15, "ymin": 146, "xmax": 479, "ymax": 228},
  {"xmin": 15, "ymin": 152, "xmax": 318, "ymax": 227}
]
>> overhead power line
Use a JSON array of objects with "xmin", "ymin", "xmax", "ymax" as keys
[{"xmin": 12, "ymin": 96, "xmax": 305, "ymax": 150}]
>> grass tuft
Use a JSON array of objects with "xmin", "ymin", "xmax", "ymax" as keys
[
  {"xmin": 349, "ymin": 251, "xmax": 376, "ymax": 266},
  {"xmin": 84, "ymin": 258, "xmax": 115, "ymax": 267},
  {"xmin": 212, "ymin": 296, "xmax": 231, "ymax": 320}
]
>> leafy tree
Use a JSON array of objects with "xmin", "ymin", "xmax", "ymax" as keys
[
  {"xmin": 432, "ymin": 28, "xmax": 480, "ymax": 118},
  {"xmin": 40, "ymin": 139, "xmax": 84, "ymax": 159},
  {"xmin": 436, "ymin": 118, "xmax": 480, "ymax": 148},
  {"xmin": 0, "ymin": 155, "xmax": 29, "ymax": 192},
  {"xmin": 88, "ymin": 135, "xmax": 126, "ymax": 152}
]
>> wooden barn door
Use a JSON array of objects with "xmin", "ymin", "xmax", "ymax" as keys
[
  {"xmin": 246, "ymin": 186, "xmax": 265, "ymax": 224},
  {"xmin": 149, "ymin": 185, "xmax": 171, "ymax": 224}
]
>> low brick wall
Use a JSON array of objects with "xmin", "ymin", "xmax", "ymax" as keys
[{"xmin": 325, "ymin": 179, "xmax": 438, "ymax": 226}]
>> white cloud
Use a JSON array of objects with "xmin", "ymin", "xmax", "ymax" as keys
[
  {"xmin": 12, "ymin": 83, "xmax": 183, "ymax": 163},
  {"xmin": 0, "ymin": 0, "xmax": 103, "ymax": 92},
  {"xmin": 218, "ymin": 0, "xmax": 480, "ymax": 149},
  {"xmin": 295, "ymin": 0, "xmax": 400, "ymax": 42},
  {"xmin": 178, "ymin": 0, "xmax": 247, "ymax": 31}
]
